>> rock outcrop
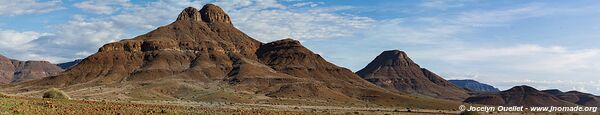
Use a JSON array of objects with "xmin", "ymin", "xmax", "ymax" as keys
[{"xmin": 356, "ymin": 50, "xmax": 468, "ymax": 100}]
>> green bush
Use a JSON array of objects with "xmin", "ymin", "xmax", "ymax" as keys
[{"xmin": 42, "ymin": 88, "xmax": 70, "ymax": 99}]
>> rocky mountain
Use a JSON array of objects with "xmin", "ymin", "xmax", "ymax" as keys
[
  {"xmin": 449, "ymin": 79, "xmax": 500, "ymax": 92},
  {"xmin": 356, "ymin": 50, "xmax": 468, "ymax": 100},
  {"xmin": 542, "ymin": 89, "xmax": 600, "ymax": 106},
  {"xmin": 0, "ymin": 54, "xmax": 63, "ymax": 83},
  {"xmin": 464, "ymin": 85, "xmax": 577, "ymax": 106},
  {"xmin": 56, "ymin": 59, "xmax": 83, "ymax": 69},
  {"xmin": 8, "ymin": 4, "xmax": 461, "ymax": 109}
]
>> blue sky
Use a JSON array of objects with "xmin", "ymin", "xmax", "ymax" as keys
[{"xmin": 1, "ymin": 0, "xmax": 600, "ymax": 95}]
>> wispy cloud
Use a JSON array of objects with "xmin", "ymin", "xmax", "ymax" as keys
[
  {"xmin": 419, "ymin": 0, "xmax": 468, "ymax": 10},
  {"xmin": 0, "ymin": 0, "xmax": 375, "ymax": 62},
  {"xmin": 74, "ymin": 0, "xmax": 133, "ymax": 15},
  {"xmin": 0, "ymin": 0, "xmax": 63, "ymax": 16},
  {"xmin": 455, "ymin": 3, "xmax": 545, "ymax": 27}
]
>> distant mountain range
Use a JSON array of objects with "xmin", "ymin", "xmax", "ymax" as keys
[
  {"xmin": 0, "ymin": 54, "xmax": 63, "ymax": 83},
  {"xmin": 542, "ymin": 89, "xmax": 600, "ymax": 106},
  {"xmin": 465, "ymin": 85, "xmax": 599, "ymax": 107},
  {"xmin": 56, "ymin": 59, "xmax": 83, "ymax": 69},
  {"xmin": 448, "ymin": 79, "xmax": 500, "ymax": 92}
]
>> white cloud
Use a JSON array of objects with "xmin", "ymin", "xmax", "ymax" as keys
[
  {"xmin": 110, "ymin": 0, "xmax": 206, "ymax": 30},
  {"xmin": 291, "ymin": 2, "xmax": 322, "ymax": 7},
  {"xmin": 456, "ymin": 3, "xmax": 545, "ymax": 27},
  {"xmin": 0, "ymin": 15, "xmax": 125, "ymax": 62},
  {"xmin": 2, "ymin": 0, "xmax": 374, "ymax": 62},
  {"xmin": 26, "ymin": 15, "xmax": 126, "ymax": 62},
  {"xmin": 440, "ymin": 44, "xmax": 600, "ymax": 73},
  {"xmin": 0, "ymin": 30, "xmax": 48, "ymax": 51},
  {"xmin": 74, "ymin": 0, "xmax": 132, "ymax": 15},
  {"xmin": 0, "ymin": 29, "xmax": 56, "ymax": 61},
  {"xmin": 350, "ymin": 3, "xmax": 546, "ymax": 45},
  {"xmin": 231, "ymin": 7, "xmax": 374, "ymax": 41},
  {"xmin": 0, "ymin": 0, "xmax": 63, "ymax": 16}
]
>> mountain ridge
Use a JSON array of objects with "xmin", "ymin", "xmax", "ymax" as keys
[{"xmin": 0, "ymin": 54, "xmax": 63, "ymax": 84}]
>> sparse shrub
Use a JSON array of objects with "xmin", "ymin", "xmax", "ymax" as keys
[
  {"xmin": 42, "ymin": 88, "xmax": 70, "ymax": 99},
  {"xmin": 0, "ymin": 92, "xmax": 9, "ymax": 98},
  {"xmin": 459, "ymin": 111, "xmax": 481, "ymax": 115}
]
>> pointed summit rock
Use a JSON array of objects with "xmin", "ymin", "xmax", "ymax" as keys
[
  {"xmin": 199, "ymin": 4, "xmax": 232, "ymax": 25},
  {"xmin": 357, "ymin": 50, "xmax": 468, "ymax": 100},
  {"xmin": 465, "ymin": 85, "xmax": 577, "ymax": 106},
  {"xmin": 176, "ymin": 7, "xmax": 202, "ymax": 22}
]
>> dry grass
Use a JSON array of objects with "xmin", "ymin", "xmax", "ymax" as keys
[
  {"xmin": 0, "ymin": 94, "xmax": 467, "ymax": 114},
  {"xmin": 0, "ymin": 95, "xmax": 316, "ymax": 114}
]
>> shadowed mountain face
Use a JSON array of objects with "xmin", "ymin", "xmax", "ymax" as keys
[
  {"xmin": 0, "ymin": 54, "xmax": 63, "ymax": 84},
  {"xmin": 356, "ymin": 50, "xmax": 468, "ymax": 100},
  {"xmin": 449, "ymin": 79, "xmax": 500, "ymax": 92},
  {"xmin": 465, "ymin": 85, "xmax": 577, "ymax": 106},
  {"xmin": 542, "ymin": 89, "xmax": 600, "ymax": 107},
  {"xmin": 12, "ymin": 4, "xmax": 462, "ymax": 109}
]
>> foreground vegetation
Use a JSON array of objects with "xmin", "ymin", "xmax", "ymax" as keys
[
  {"xmin": 0, "ymin": 94, "xmax": 315, "ymax": 114},
  {"xmin": 0, "ymin": 93, "xmax": 465, "ymax": 114}
]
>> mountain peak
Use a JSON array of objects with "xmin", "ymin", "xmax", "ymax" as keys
[
  {"xmin": 176, "ymin": 4, "xmax": 232, "ymax": 25},
  {"xmin": 357, "ymin": 50, "xmax": 469, "ymax": 100},
  {"xmin": 506, "ymin": 85, "xmax": 539, "ymax": 92},
  {"xmin": 176, "ymin": 7, "xmax": 202, "ymax": 22},
  {"xmin": 199, "ymin": 4, "xmax": 232, "ymax": 25},
  {"xmin": 363, "ymin": 49, "xmax": 418, "ymax": 68}
]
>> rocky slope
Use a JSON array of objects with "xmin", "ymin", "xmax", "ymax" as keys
[
  {"xmin": 0, "ymin": 55, "xmax": 15, "ymax": 83},
  {"xmin": 356, "ymin": 50, "xmax": 468, "ymax": 100},
  {"xmin": 464, "ymin": 85, "xmax": 577, "ymax": 106},
  {"xmin": 449, "ymin": 79, "xmax": 500, "ymax": 92},
  {"xmin": 9, "ymin": 4, "xmax": 461, "ymax": 109},
  {"xmin": 0, "ymin": 54, "xmax": 63, "ymax": 83}
]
